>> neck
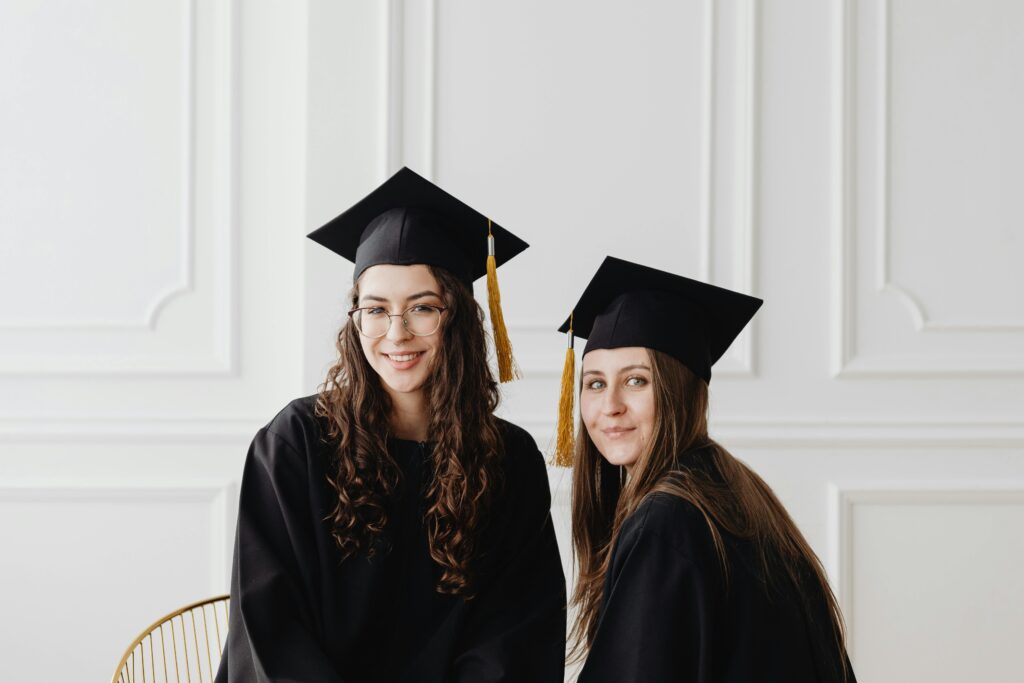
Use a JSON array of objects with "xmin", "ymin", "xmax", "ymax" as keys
[{"xmin": 387, "ymin": 388, "xmax": 429, "ymax": 442}]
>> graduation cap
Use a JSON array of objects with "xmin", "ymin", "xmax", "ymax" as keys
[
  {"xmin": 553, "ymin": 256, "xmax": 763, "ymax": 465},
  {"xmin": 307, "ymin": 166, "xmax": 528, "ymax": 382}
]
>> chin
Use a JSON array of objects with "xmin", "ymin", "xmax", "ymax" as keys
[
  {"xmin": 598, "ymin": 443, "xmax": 641, "ymax": 469},
  {"xmin": 379, "ymin": 372, "xmax": 428, "ymax": 395},
  {"xmin": 372, "ymin": 354, "xmax": 434, "ymax": 395}
]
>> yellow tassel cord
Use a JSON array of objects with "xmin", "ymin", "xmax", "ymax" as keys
[
  {"xmin": 554, "ymin": 314, "xmax": 576, "ymax": 467},
  {"xmin": 486, "ymin": 219, "xmax": 520, "ymax": 382}
]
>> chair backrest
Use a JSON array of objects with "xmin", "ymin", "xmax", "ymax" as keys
[{"xmin": 111, "ymin": 595, "xmax": 230, "ymax": 683}]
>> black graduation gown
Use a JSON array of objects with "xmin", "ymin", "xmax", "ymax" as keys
[
  {"xmin": 578, "ymin": 461, "xmax": 856, "ymax": 683},
  {"xmin": 214, "ymin": 395, "xmax": 566, "ymax": 683}
]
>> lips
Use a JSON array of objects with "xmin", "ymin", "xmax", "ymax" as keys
[
  {"xmin": 601, "ymin": 427, "xmax": 636, "ymax": 439},
  {"xmin": 386, "ymin": 352, "xmax": 422, "ymax": 362},
  {"xmin": 383, "ymin": 350, "xmax": 425, "ymax": 370}
]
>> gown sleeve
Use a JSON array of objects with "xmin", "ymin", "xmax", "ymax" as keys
[
  {"xmin": 449, "ymin": 430, "xmax": 567, "ymax": 683},
  {"xmin": 578, "ymin": 500, "xmax": 717, "ymax": 683},
  {"xmin": 215, "ymin": 427, "xmax": 345, "ymax": 683}
]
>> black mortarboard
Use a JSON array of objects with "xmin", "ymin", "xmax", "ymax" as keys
[
  {"xmin": 306, "ymin": 166, "xmax": 528, "ymax": 285},
  {"xmin": 553, "ymin": 256, "xmax": 763, "ymax": 465},
  {"xmin": 559, "ymin": 256, "xmax": 763, "ymax": 381},
  {"xmin": 306, "ymin": 166, "xmax": 527, "ymax": 381}
]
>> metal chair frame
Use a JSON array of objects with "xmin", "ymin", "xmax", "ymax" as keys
[{"xmin": 111, "ymin": 595, "xmax": 230, "ymax": 683}]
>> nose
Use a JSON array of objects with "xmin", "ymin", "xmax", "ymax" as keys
[
  {"xmin": 601, "ymin": 385, "xmax": 626, "ymax": 417},
  {"xmin": 385, "ymin": 313, "xmax": 412, "ymax": 343}
]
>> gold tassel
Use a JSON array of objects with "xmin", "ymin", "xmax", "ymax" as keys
[
  {"xmin": 486, "ymin": 219, "xmax": 520, "ymax": 382},
  {"xmin": 554, "ymin": 314, "xmax": 576, "ymax": 467}
]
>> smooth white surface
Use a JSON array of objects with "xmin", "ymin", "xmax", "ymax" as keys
[
  {"xmin": 844, "ymin": 490, "xmax": 1024, "ymax": 682},
  {"xmin": 0, "ymin": 487, "xmax": 223, "ymax": 683},
  {"xmin": 0, "ymin": 0, "xmax": 184, "ymax": 327},
  {"xmin": 1, "ymin": 0, "xmax": 305, "ymax": 679},
  {"xmin": 1, "ymin": 0, "xmax": 1022, "ymax": 681},
  {"xmin": 839, "ymin": 0, "xmax": 1024, "ymax": 375}
]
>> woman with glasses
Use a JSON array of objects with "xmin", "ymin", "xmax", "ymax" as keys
[
  {"xmin": 215, "ymin": 168, "xmax": 566, "ymax": 682},
  {"xmin": 556, "ymin": 257, "xmax": 855, "ymax": 682}
]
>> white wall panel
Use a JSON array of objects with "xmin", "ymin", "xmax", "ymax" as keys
[
  {"xmin": 422, "ymin": 0, "xmax": 760, "ymax": 383},
  {"xmin": 0, "ymin": 483, "xmax": 234, "ymax": 682},
  {"xmin": 303, "ymin": 0, "xmax": 388, "ymax": 389},
  {"xmin": 834, "ymin": 0, "xmax": 1024, "ymax": 376},
  {"xmin": 0, "ymin": 0, "xmax": 308, "ymax": 679},
  {"xmin": 0, "ymin": 0, "xmax": 307, "ymax": 424},
  {"xmin": 0, "ymin": 0, "xmax": 237, "ymax": 375},
  {"xmin": 833, "ymin": 486, "xmax": 1024, "ymax": 683},
  {"xmin": 0, "ymin": 438, "xmax": 244, "ymax": 682}
]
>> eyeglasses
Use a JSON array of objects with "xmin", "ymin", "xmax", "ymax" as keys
[{"xmin": 348, "ymin": 304, "xmax": 448, "ymax": 338}]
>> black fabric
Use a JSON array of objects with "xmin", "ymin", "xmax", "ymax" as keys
[
  {"xmin": 214, "ymin": 395, "xmax": 566, "ymax": 683},
  {"xmin": 578, "ymin": 472, "xmax": 856, "ymax": 683},
  {"xmin": 306, "ymin": 167, "xmax": 529, "ymax": 285},
  {"xmin": 558, "ymin": 256, "xmax": 762, "ymax": 382}
]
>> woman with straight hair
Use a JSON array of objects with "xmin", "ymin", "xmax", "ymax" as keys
[
  {"xmin": 215, "ymin": 168, "xmax": 566, "ymax": 682},
  {"xmin": 554, "ymin": 256, "xmax": 855, "ymax": 682}
]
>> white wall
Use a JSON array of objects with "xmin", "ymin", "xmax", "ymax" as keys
[
  {"xmin": 0, "ymin": 1, "xmax": 308, "ymax": 680},
  {"xmin": 2, "ymin": 1, "xmax": 1022, "ymax": 681}
]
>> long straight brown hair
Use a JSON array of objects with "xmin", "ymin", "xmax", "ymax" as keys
[{"xmin": 569, "ymin": 349, "xmax": 849, "ymax": 678}]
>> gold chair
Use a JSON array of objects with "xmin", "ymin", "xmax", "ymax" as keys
[{"xmin": 111, "ymin": 595, "xmax": 230, "ymax": 683}]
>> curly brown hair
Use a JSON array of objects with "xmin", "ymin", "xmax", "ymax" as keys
[{"xmin": 314, "ymin": 265, "xmax": 505, "ymax": 597}]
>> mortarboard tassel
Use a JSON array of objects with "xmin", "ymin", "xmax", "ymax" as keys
[
  {"xmin": 554, "ymin": 314, "xmax": 576, "ymax": 467},
  {"xmin": 486, "ymin": 219, "xmax": 520, "ymax": 383}
]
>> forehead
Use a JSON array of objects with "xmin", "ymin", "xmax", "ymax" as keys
[
  {"xmin": 581, "ymin": 346, "xmax": 651, "ymax": 372},
  {"xmin": 357, "ymin": 264, "xmax": 441, "ymax": 299}
]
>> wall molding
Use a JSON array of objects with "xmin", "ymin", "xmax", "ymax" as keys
[
  {"xmin": 382, "ymin": 0, "xmax": 436, "ymax": 180},
  {"xmin": 873, "ymin": 0, "xmax": 1024, "ymax": 333},
  {"xmin": 518, "ymin": 416, "xmax": 1024, "ymax": 452},
  {"xmin": 382, "ymin": 0, "xmax": 761, "ymax": 377},
  {"xmin": 703, "ymin": 0, "xmax": 760, "ymax": 378},
  {"xmin": 0, "ymin": 0, "xmax": 197, "ymax": 332},
  {"xmin": 0, "ymin": 0, "xmax": 238, "ymax": 376},
  {"xmin": 831, "ymin": 0, "xmax": 1024, "ymax": 377},
  {"xmin": 6, "ymin": 415, "xmax": 1022, "ymax": 448},
  {"xmin": 0, "ymin": 481, "xmax": 237, "ymax": 594},
  {"xmin": 0, "ymin": 417, "xmax": 263, "ymax": 443},
  {"xmin": 827, "ymin": 482, "xmax": 1024, "ymax": 657}
]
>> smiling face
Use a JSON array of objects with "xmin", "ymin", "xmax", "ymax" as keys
[
  {"xmin": 579, "ymin": 346, "xmax": 656, "ymax": 471},
  {"xmin": 355, "ymin": 264, "xmax": 445, "ymax": 400}
]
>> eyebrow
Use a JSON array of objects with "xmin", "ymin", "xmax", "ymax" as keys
[
  {"xmin": 581, "ymin": 363, "xmax": 651, "ymax": 378},
  {"xmin": 359, "ymin": 290, "xmax": 443, "ymax": 304}
]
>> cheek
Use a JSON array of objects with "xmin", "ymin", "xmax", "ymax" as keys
[
  {"xmin": 418, "ymin": 335, "xmax": 441, "ymax": 370},
  {"xmin": 426, "ymin": 335, "xmax": 441, "ymax": 356},
  {"xmin": 358, "ymin": 334, "xmax": 377, "ymax": 364},
  {"xmin": 634, "ymin": 393, "xmax": 656, "ymax": 432},
  {"xmin": 579, "ymin": 392, "xmax": 599, "ymax": 430}
]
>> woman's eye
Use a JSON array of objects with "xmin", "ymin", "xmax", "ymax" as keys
[
  {"xmin": 585, "ymin": 379, "xmax": 606, "ymax": 391},
  {"xmin": 410, "ymin": 304, "xmax": 435, "ymax": 314},
  {"xmin": 365, "ymin": 307, "xmax": 386, "ymax": 316},
  {"xmin": 626, "ymin": 376, "xmax": 648, "ymax": 387}
]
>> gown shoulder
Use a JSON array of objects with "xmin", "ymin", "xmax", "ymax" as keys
[
  {"xmin": 590, "ymin": 491, "xmax": 856, "ymax": 683},
  {"xmin": 493, "ymin": 417, "xmax": 540, "ymax": 455},
  {"xmin": 264, "ymin": 393, "xmax": 321, "ymax": 440},
  {"xmin": 616, "ymin": 491, "xmax": 718, "ymax": 565},
  {"xmin": 251, "ymin": 393, "xmax": 329, "ymax": 466},
  {"xmin": 491, "ymin": 418, "xmax": 551, "ymax": 495}
]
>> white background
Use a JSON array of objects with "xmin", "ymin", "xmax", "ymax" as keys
[{"xmin": 1, "ymin": 1, "xmax": 1022, "ymax": 681}]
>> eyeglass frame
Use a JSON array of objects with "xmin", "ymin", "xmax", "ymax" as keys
[{"xmin": 347, "ymin": 303, "xmax": 449, "ymax": 338}]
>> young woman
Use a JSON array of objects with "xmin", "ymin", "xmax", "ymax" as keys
[
  {"xmin": 216, "ymin": 168, "xmax": 566, "ymax": 682},
  {"xmin": 556, "ymin": 256, "xmax": 855, "ymax": 682}
]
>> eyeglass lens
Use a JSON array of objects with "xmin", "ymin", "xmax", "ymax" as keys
[{"xmin": 354, "ymin": 306, "xmax": 441, "ymax": 337}]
